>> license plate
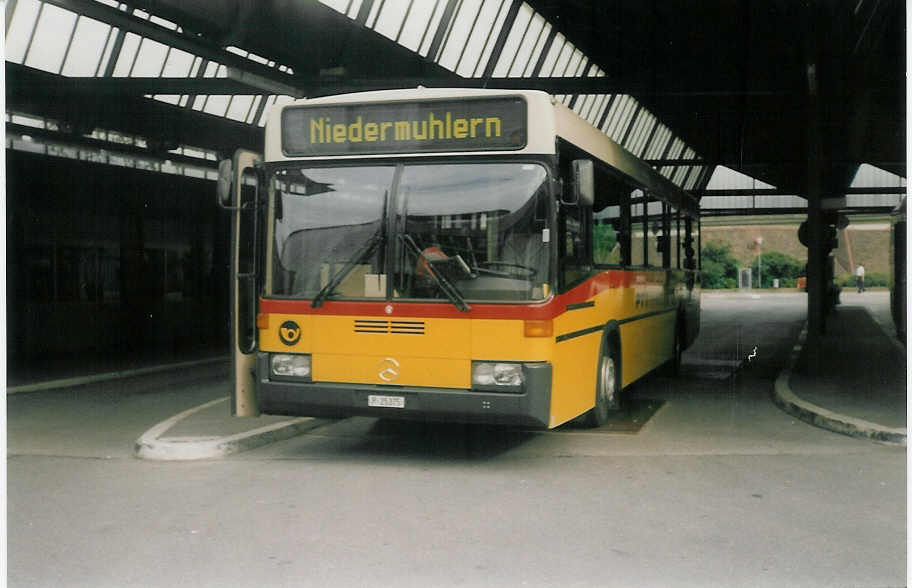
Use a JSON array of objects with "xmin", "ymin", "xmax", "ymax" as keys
[{"xmin": 368, "ymin": 395, "xmax": 405, "ymax": 409}]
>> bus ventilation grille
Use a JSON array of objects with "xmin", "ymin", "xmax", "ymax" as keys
[{"xmin": 354, "ymin": 320, "xmax": 425, "ymax": 335}]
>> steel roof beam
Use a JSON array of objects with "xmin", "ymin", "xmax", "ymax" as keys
[
  {"xmin": 6, "ymin": 122, "xmax": 219, "ymax": 166},
  {"xmin": 702, "ymin": 187, "xmax": 906, "ymax": 197},
  {"xmin": 41, "ymin": 0, "xmax": 304, "ymax": 93},
  {"xmin": 23, "ymin": 71, "xmax": 797, "ymax": 100},
  {"xmin": 6, "ymin": 64, "xmax": 263, "ymax": 156}
]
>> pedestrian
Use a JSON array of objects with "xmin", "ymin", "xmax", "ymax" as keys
[{"xmin": 855, "ymin": 263, "xmax": 865, "ymax": 292}]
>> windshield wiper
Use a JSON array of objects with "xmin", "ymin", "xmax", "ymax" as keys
[
  {"xmin": 399, "ymin": 234, "xmax": 470, "ymax": 312},
  {"xmin": 312, "ymin": 231, "xmax": 383, "ymax": 308}
]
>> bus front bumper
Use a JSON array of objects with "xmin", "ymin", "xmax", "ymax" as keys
[{"xmin": 255, "ymin": 355, "xmax": 552, "ymax": 428}]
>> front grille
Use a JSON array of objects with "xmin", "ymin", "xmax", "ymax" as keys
[{"xmin": 354, "ymin": 320, "xmax": 425, "ymax": 335}]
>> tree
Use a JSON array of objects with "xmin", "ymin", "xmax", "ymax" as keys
[
  {"xmin": 751, "ymin": 250, "xmax": 803, "ymax": 288},
  {"xmin": 701, "ymin": 241, "xmax": 739, "ymax": 288}
]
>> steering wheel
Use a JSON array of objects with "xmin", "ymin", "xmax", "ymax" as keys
[{"xmin": 476, "ymin": 261, "xmax": 537, "ymax": 280}]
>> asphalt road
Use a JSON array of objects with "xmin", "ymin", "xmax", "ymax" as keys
[{"xmin": 7, "ymin": 293, "xmax": 906, "ymax": 588}]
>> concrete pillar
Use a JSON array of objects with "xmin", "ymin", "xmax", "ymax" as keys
[{"xmin": 804, "ymin": 4, "xmax": 825, "ymax": 374}]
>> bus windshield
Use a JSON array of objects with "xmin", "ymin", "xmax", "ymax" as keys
[{"xmin": 269, "ymin": 162, "xmax": 551, "ymax": 303}]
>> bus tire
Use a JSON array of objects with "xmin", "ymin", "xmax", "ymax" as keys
[{"xmin": 584, "ymin": 338, "xmax": 620, "ymax": 427}]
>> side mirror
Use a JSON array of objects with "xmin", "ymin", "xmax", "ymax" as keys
[
  {"xmin": 217, "ymin": 159, "xmax": 234, "ymax": 208},
  {"xmin": 570, "ymin": 159, "xmax": 594, "ymax": 207}
]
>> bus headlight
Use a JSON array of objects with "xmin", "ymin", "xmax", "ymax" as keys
[
  {"xmin": 271, "ymin": 353, "xmax": 312, "ymax": 380},
  {"xmin": 472, "ymin": 361, "xmax": 524, "ymax": 391}
]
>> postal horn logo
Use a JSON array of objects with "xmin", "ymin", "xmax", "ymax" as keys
[{"xmin": 279, "ymin": 321, "xmax": 301, "ymax": 346}]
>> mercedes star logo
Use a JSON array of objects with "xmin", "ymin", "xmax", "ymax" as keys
[{"xmin": 377, "ymin": 358, "xmax": 400, "ymax": 382}]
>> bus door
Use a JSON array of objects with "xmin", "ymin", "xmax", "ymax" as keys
[{"xmin": 217, "ymin": 149, "xmax": 262, "ymax": 416}]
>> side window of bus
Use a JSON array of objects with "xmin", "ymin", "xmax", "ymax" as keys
[
  {"xmin": 645, "ymin": 196, "xmax": 665, "ymax": 267},
  {"xmin": 559, "ymin": 201, "xmax": 592, "ymax": 289},
  {"xmin": 630, "ymin": 190, "xmax": 646, "ymax": 266},
  {"xmin": 683, "ymin": 216, "xmax": 698, "ymax": 271},
  {"xmin": 671, "ymin": 210, "xmax": 681, "ymax": 269},
  {"xmin": 593, "ymin": 185, "xmax": 626, "ymax": 267}
]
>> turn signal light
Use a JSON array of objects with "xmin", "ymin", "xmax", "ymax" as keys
[
  {"xmin": 256, "ymin": 313, "xmax": 270, "ymax": 330},
  {"xmin": 523, "ymin": 319, "xmax": 553, "ymax": 338}
]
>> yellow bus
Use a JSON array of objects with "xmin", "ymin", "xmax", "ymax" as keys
[{"xmin": 218, "ymin": 88, "xmax": 700, "ymax": 429}]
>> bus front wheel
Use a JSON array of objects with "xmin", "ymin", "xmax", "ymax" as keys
[{"xmin": 584, "ymin": 341, "xmax": 620, "ymax": 427}]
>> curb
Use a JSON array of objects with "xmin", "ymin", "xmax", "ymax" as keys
[
  {"xmin": 135, "ymin": 396, "xmax": 326, "ymax": 460},
  {"xmin": 772, "ymin": 323, "xmax": 906, "ymax": 447},
  {"xmin": 7, "ymin": 357, "xmax": 228, "ymax": 394}
]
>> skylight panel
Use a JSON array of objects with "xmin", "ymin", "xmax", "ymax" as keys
[
  {"xmin": 346, "ymin": 0, "xmax": 366, "ymax": 18},
  {"xmin": 318, "ymin": 0, "xmax": 353, "ymax": 16},
  {"xmin": 706, "ymin": 166, "xmax": 775, "ymax": 189},
  {"xmin": 129, "ymin": 38, "xmax": 170, "ymax": 76},
  {"xmin": 599, "ymin": 95, "xmax": 623, "ymax": 132},
  {"xmin": 6, "ymin": 0, "xmax": 42, "ymax": 64},
  {"xmin": 152, "ymin": 94, "xmax": 182, "ymax": 106},
  {"xmin": 612, "ymin": 98, "xmax": 637, "ymax": 140},
  {"xmin": 437, "ymin": 0, "xmax": 485, "ymax": 73},
  {"xmin": 549, "ymin": 40, "xmax": 574, "ymax": 76},
  {"xmin": 418, "ymin": 2, "xmax": 448, "ymax": 57},
  {"xmin": 60, "ymin": 16, "xmax": 111, "ymax": 76},
  {"xmin": 565, "ymin": 50, "xmax": 585, "ymax": 77},
  {"xmin": 851, "ymin": 163, "xmax": 907, "ymax": 187},
  {"xmin": 590, "ymin": 95, "xmax": 610, "ymax": 124},
  {"xmin": 111, "ymin": 32, "xmax": 142, "ymax": 76},
  {"xmin": 373, "ymin": 0, "xmax": 412, "ymax": 42},
  {"xmin": 492, "ymin": 2, "xmax": 535, "ymax": 77},
  {"xmin": 191, "ymin": 96, "xmax": 206, "ymax": 112},
  {"xmin": 256, "ymin": 96, "xmax": 295, "ymax": 127},
  {"xmin": 577, "ymin": 95, "xmax": 597, "ymax": 119},
  {"xmin": 684, "ymin": 167, "xmax": 706, "ymax": 190},
  {"xmin": 661, "ymin": 139, "xmax": 686, "ymax": 179},
  {"xmin": 643, "ymin": 125, "xmax": 672, "ymax": 159},
  {"xmin": 245, "ymin": 96, "xmax": 264, "ymax": 124},
  {"xmin": 202, "ymin": 95, "xmax": 232, "ymax": 118},
  {"xmin": 672, "ymin": 163, "xmax": 690, "ymax": 185},
  {"xmin": 94, "ymin": 26, "xmax": 120, "ymax": 76},
  {"xmin": 627, "ymin": 111, "xmax": 656, "ymax": 155},
  {"xmin": 521, "ymin": 19, "xmax": 551, "ymax": 76},
  {"xmin": 148, "ymin": 14, "xmax": 178, "ymax": 30},
  {"xmin": 188, "ymin": 57, "xmax": 204, "ymax": 77},
  {"xmin": 10, "ymin": 113, "xmax": 46, "ymax": 129},
  {"xmin": 258, "ymin": 96, "xmax": 280, "ymax": 127},
  {"xmin": 365, "ymin": 0, "xmax": 384, "ymax": 27},
  {"xmin": 463, "ymin": 0, "xmax": 510, "ymax": 77},
  {"xmin": 396, "ymin": 0, "xmax": 439, "ymax": 53},
  {"xmin": 590, "ymin": 95, "xmax": 611, "ymax": 127},
  {"xmin": 494, "ymin": 6, "xmax": 532, "ymax": 76},
  {"xmin": 604, "ymin": 95, "xmax": 633, "ymax": 138},
  {"xmin": 225, "ymin": 96, "xmax": 256, "ymax": 122},
  {"xmin": 538, "ymin": 32, "xmax": 565, "ymax": 76},
  {"xmin": 24, "ymin": 3, "xmax": 78, "ymax": 73},
  {"xmin": 159, "ymin": 47, "xmax": 195, "ymax": 77}
]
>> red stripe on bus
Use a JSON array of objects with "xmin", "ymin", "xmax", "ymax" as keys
[{"xmin": 258, "ymin": 269, "xmax": 658, "ymax": 320}]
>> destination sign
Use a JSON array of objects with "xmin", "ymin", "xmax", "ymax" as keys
[{"xmin": 281, "ymin": 97, "xmax": 527, "ymax": 156}]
